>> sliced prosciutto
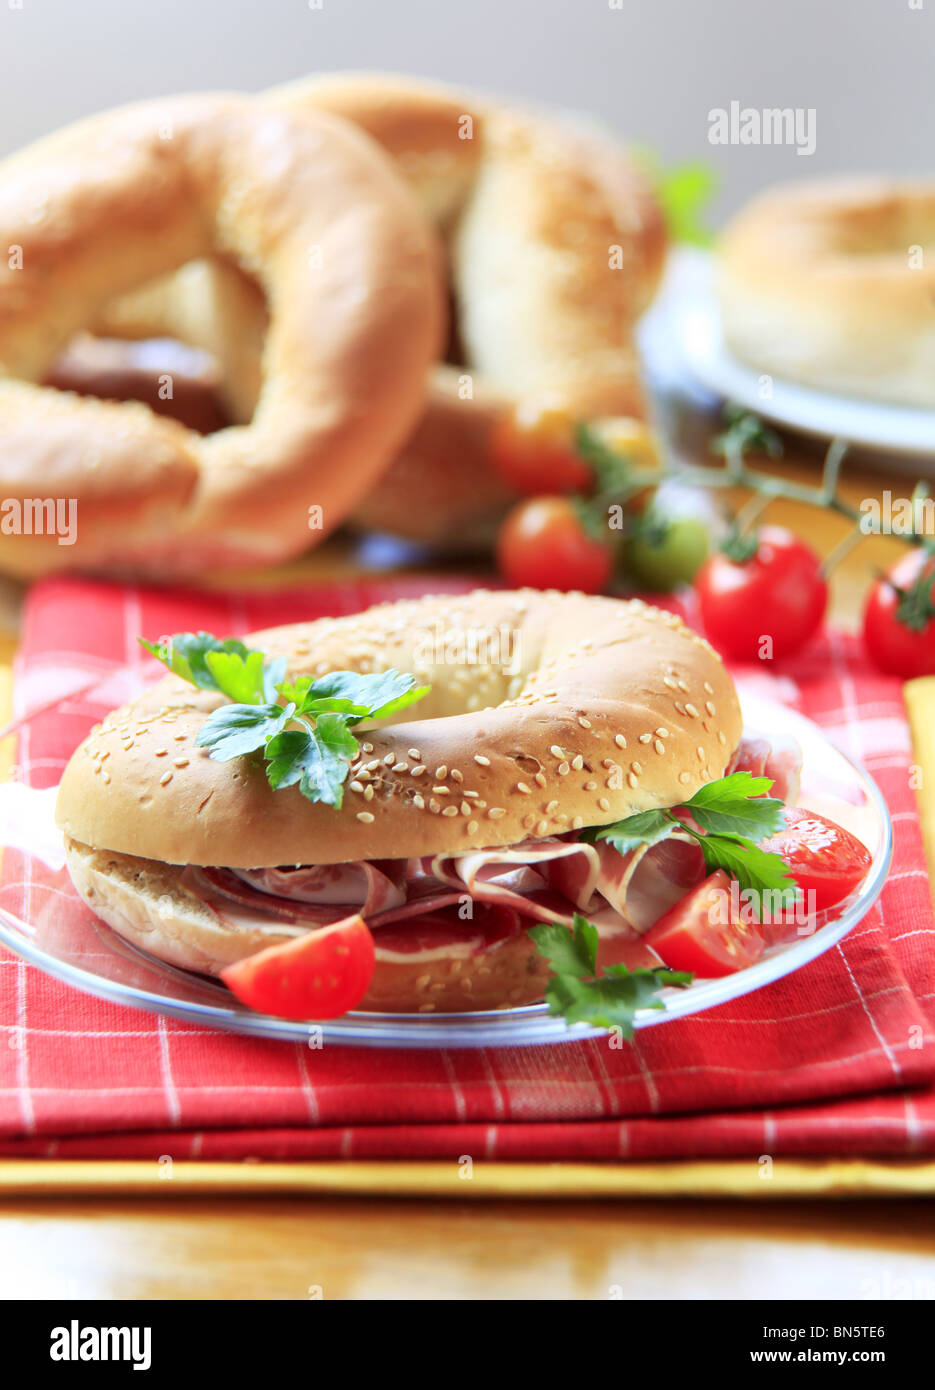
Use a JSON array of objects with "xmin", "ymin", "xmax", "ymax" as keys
[{"xmin": 731, "ymin": 731, "xmax": 802, "ymax": 805}]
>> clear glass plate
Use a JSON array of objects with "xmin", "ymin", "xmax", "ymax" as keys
[{"xmin": 0, "ymin": 693, "xmax": 892, "ymax": 1048}]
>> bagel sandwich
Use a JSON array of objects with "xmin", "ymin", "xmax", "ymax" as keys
[{"xmin": 55, "ymin": 590, "xmax": 802, "ymax": 1019}]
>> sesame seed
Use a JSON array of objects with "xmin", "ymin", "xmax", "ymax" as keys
[
  {"xmin": 432, "ymin": 785, "xmax": 450, "ymax": 795},
  {"xmin": 718, "ymin": 731, "xmax": 728, "ymax": 746},
  {"xmin": 614, "ymin": 734, "xmax": 627, "ymax": 750},
  {"xmin": 578, "ymin": 716, "xmax": 592, "ymax": 729},
  {"xmin": 429, "ymin": 800, "xmax": 441, "ymax": 814},
  {"xmin": 654, "ymin": 739, "xmax": 666, "ymax": 756},
  {"xmin": 364, "ymin": 785, "xmax": 374, "ymax": 801},
  {"xmin": 488, "ymin": 807, "xmax": 506, "ymax": 819},
  {"xmin": 550, "ymin": 745, "xmax": 564, "ymax": 759},
  {"xmin": 435, "ymin": 765, "xmax": 448, "ymax": 779},
  {"xmin": 411, "ymin": 765, "xmax": 427, "ymax": 777},
  {"xmin": 408, "ymin": 749, "xmax": 421, "ymax": 760},
  {"xmin": 584, "ymin": 780, "xmax": 597, "ymax": 791},
  {"xmin": 451, "ymin": 769, "xmax": 463, "ymax": 783},
  {"xmin": 361, "ymin": 743, "xmax": 374, "ymax": 753},
  {"xmin": 159, "ymin": 771, "xmax": 173, "ymax": 786},
  {"xmin": 349, "ymin": 781, "xmax": 364, "ymax": 793},
  {"xmin": 558, "ymin": 761, "xmax": 570, "ymax": 776},
  {"xmin": 685, "ymin": 703, "xmax": 699, "ymax": 718},
  {"xmin": 571, "ymin": 755, "xmax": 584, "ymax": 771},
  {"xmin": 627, "ymin": 772, "xmax": 638, "ymax": 789},
  {"xmin": 679, "ymin": 770, "xmax": 691, "ymax": 784},
  {"xmin": 638, "ymin": 732, "xmax": 652, "ymax": 744},
  {"xmin": 173, "ymin": 733, "xmax": 186, "ymax": 742},
  {"xmin": 546, "ymin": 800, "xmax": 559, "ymax": 813},
  {"xmin": 536, "ymin": 819, "xmax": 549, "ymax": 835},
  {"xmin": 663, "ymin": 676, "xmax": 678, "ymax": 689},
  {"xmin": 697, "ymin": 745, "xmax": 707, "ymax": 762},
  {"xmin": 442, "ymin": 805, "xmax": 459, "ymax": 817},
  {"xmin": 392, "ymin": 762, "xmax": 409, "ymax": 773},
  {"xmin": 678, "ymin": 680, "xmax": 689, "ymax": 693},
  {"xmin": 413, "ymin": 794, "xmax": 425, "ymax": 809},
  {"xmin": 173, "ymin": 757, "xmax": 189, "ymax": 768},
  {"xmin": 467, "ymin": 820, "xmax": 479, "ymax": 834},
  {"xmin": 655, "ymin": 727, "xmax": 669, "ymax": 738},
  {"xmin": 516, "ymin": 782, "xmax": 531, "ymax": 795},
  {"xmin": 703, "ymin": 682, "xmax": 714, "ymax": 695},
  {"xmin": 474, "ymin": 754, "xmax": 491, "ymax": 767},
  {"xmin": 706, "ymin": 701, "xmax": 716, "ymax": 716},
  {"xmin": 365, "ymin": 760, "xmax": 380, "ymax": 772},
  {"xmin": 522, "ymin": 813, "xmax": 536, "ymax": 830},
  {"xmin": 535, "ymin": 772, "xmax": 547, "ymax": 788},
  {"xmin": 356, "ymin": 811, "xmax": 375, "ymax": 823},
  {"xmin": 598, "ymin": 797, "xmax": 611, "ymax": 811}
]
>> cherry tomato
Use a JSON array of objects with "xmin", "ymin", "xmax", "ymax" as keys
[
  {"xmin": 694, "ymin": 526, "xmax": 827, "ymax": 660},
  {"xmin": 490, "ymin": 402, "xmax": 593, "ymax": 495},
  {"xmin": 626, "ymin": 517, "xmax": 711, "ymax": 591},
  {"xmin": 642, "ymin": 869, "xmax": 765, "ymax": 977},
  {"xmin": 220, "ymin": 913, "xmax": 375, "ymax": 1020},
  {"xmin": 863, "ymin": 548, "xmax": 935, "ymax": 678},
  {"xmin": 497, "ymin": 496, "xmax": 614, "ymax": 593},
  {"xmin": 759, "ymin": 807, "xmax": 871, "ymax": 915}
]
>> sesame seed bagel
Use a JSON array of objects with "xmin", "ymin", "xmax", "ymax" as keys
[
  {"xmin": 718, "ymin": 177, "xmax": 935, "ymax": 408},
  {"xmin": 0, "ymin": 92, "xmax": 444, "ymax": 577},
  {"xmin": 56, "ymin": 589, "xmax": 742, "ymax": 867}
]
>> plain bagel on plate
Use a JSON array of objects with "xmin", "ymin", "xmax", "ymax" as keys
[
  {"xmin": 56, "ymin": 590, "xmax": 743, "ymax": 1013},
  {"xmin": 718, "ymin": 177, "xmax": 935, "ymax": 408}
]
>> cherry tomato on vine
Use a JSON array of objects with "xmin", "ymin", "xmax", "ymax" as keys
[
  {"xmin": 863, "ymin": 548, "xmax": 935, "ymax": 678},
  {"xmin": 694, "ymin": 526, "xmax": 827, "ymax": 660},
  {"xmin": 490, "ymin": 402, "xmax": 592, "ymax": 495},
  {"xmin": 497, "ymin": 496, "xmax": 614, "ymax": 593}
]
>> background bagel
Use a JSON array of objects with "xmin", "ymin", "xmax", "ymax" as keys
[
  {"xmin": 82, "ymin": 73, "xmax": 666, "ymax": 550},
  {"xmin": 56, "ymin": 589, "xmax": 742, "ymax": 866},
  {"xmin": 0, "ymin": 92, "xmax": 445, "ymax": 576},
  {"xmin": 718, "ymin": 177, "xmax": 935, "ymax": 409}
]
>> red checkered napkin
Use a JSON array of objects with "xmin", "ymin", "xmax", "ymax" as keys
[{"xmin": 0, "ymin": 575, "xmax": 933, "ymax": 1162}]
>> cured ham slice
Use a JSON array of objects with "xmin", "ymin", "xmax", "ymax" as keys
[
  {"xmin": 232, "ymin": 859, "xmax": 406, "ymax": 914},
  {"xmin": 732, "ymin": 731, "xmax": 802, "ymax": 804}
]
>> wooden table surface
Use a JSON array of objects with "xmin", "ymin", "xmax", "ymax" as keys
[{"xmin": 3, "ymin": 426, "xmax": 934, "ymax": 1302}]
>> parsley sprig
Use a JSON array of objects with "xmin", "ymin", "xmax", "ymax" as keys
[
  {"xmin": 583, "ymin": 771, "xmax": 800, "ymax": 916},
  {"xmin": 529, "ymin": 915, "xmax": 692, "ymax": 1035},
  {"xmin": 139, "ymin": 632, "xmax": 429, "ymax": 808}
]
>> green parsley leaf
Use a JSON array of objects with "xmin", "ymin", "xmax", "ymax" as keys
[
  {"xmin": 575, "ymin": 422, "xmax": 633, "ymax": 495},
  {"xmin": 683, "ymin": 771, "xmax": 787, "ymax": 838},
  {"xmin": 295, "ymin": 669, "xmax": 430, "ymax": 723},
  {"xmin": 204, "ymin": 650, "xmax": 278, "ymax": 706},
  {"xmin": 583, "ymin": 808, "xmax": 675, "ymax": 855},
  {"xmin": 195, "ymin": 702, "xmax": 294, "ymax": 762},
  {"xmin": 139, "ymin": 632, "xmax": 251, "ymax": 692},
  {"xmin": 529, "ymin": 914, "xmax": 598, "ymax": 979},
  {"xmin": 529, "ymin": 917, "xmax": 692, "ymax": 1036},
  {"xmin": 264, "ymin": 714, "xmax": 360, "ymax": 808},
  {"xmin": 696, "ymin": 832, "xmax": 799, "ymax": 915},
  {"xmin": 140, "ymin": 632, "xmax": 285, "ymax": 703},
  {"xmin": 543, "ymin": 959, "xmax": 692, "ymax": 1036}
]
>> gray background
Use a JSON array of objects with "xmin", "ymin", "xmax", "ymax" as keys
[{"xmin": 0, "ymin": 0, "xmax": 930, "ymax": 221}]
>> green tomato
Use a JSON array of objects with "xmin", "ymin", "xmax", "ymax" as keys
[{"xmin": 625, "ymin": 516, "xmax": 712, "ymax": 591}]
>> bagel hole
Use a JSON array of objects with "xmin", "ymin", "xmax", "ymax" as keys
[{"xmin": 42, "ymin": 258, "xmax": 269, "ymax": 436}]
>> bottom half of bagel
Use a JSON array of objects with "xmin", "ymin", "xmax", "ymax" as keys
[{"xmin": 63, "ymin": 838, "xmax": 592, "ymax": 1013}]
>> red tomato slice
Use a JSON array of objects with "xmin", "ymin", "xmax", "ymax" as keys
[
  {"xmin": 220, "ymin": 913, "xmax": 375, "ymax": 1020},
  {"xmin": 759, "ymin": 807, "xmax": 871, "ymax": 914},
  {"xmin": 642, "ymin": 869, "xmax": 765, "ymax": 977}
]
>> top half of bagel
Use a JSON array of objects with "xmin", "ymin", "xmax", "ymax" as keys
[{"xmin": 56, "ymin": 590, "xmax": 743, "ymax": 868}]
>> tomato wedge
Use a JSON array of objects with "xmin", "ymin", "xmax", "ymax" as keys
[
  {"xmin": 642, "ymin": 869, "xmax": 765, "ymax": 977},
  {"xmin": 759, "ymin": 807, "xmax": 871, "ymax": 914},
  {"xmin": 220, "ymin": 913, "xmax": 375, "ymax": 1020}
]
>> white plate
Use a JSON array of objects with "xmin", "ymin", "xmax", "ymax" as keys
[
  {"xmin": 639, "ymin": 248, "xmax": 935, "ymax": 460},
  {"xmin": 0, "ymin": 694, "xmax": 891, "ymax": 1048}
]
